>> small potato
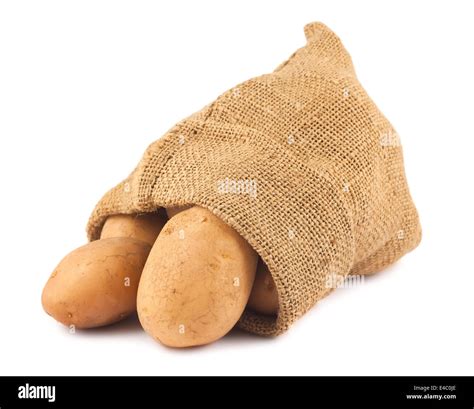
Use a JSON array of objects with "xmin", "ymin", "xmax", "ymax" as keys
[
  {"xmin": 247, "ymin": 260, "xmax": 279, "ymax": 315},
  {"xmin": 42, "ymin": 237, "xmax": 151, "ymax": 328},
  {"xmin": 165, "ymin": 205, "xmax": 192, "ymax": 219},
  {"xmin": 138, "ymin": 206, "xmax": 258, "ymax": 347},
  {"xmin": 100, "ymin": 213, "xmax": 166, "ymax": 246}
]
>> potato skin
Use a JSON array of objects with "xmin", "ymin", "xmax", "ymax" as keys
[
  {"xmin": 247, "ymin": 260, "xmax": 279, "ymax": 315},
  {"xmin": 137, "ymin": 206, "xmax": 258, "ymax": 347},
  {"xmin": 42, "ymin": 237, "xmax": 151, "ymax": 328},
  {"xmin": 165, "ymin": 205, "xmax": 192, "ymax": 219},
  {"xmin": 100, "ymin": 213, "xmax": 166, "ymax": 246}
]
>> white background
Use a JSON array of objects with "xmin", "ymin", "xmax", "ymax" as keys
[{"xmin": 1, "ymin": 0, "xmax": 473, "ymax": 376}]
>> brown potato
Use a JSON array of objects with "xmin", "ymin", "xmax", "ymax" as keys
[
  {"xmin": 165, "ymin": 205, "xmax": 192, "ymax": 219},
  {"xmin": 42, "ymin": 237, "xmax": 151, "ymax": 328},
  {"xmin": 247, "ymin": 260, "xmax": 279, "ymax": 315},
  {"xmin": 137, "ymin": 206, "xmax": 258, "ymax": 347},
  {"xmin": 100, "ymin": 213, "xmax": 166, "ymax": 246}
]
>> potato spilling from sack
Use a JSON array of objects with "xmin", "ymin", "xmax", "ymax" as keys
[
  {"xmin": 247, "ymin": 261, "xmax": 279, "ymax": 316},
  {"xmin": 42, "ymin": 206, "xmax": 269, "ymax": 347},
  {"xmin": 42, "ymin": 211, "xmax": 166, "ymax": 329},
  {"xmin": 101, "ymin": 213, "xmax": 166, "ymax": 246},
  {"xmin": 137, "ymin": 207, "xmax": 258, "ymax": 347},
  {"xmin": 42, "ymin": 237, "xmax": 151, "ymax": 328}
]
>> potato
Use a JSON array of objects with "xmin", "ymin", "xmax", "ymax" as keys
[
  {"xmin": 100, "ymin": 213, "xmax": 166, "ymax": 246},
  {"xmin": 42, "ymin": 237, "xmax": 151, "ymax": 328},
  {"xmin": 165, "ymin": 205, "xmax": 192, "ymax": 219},
  {"xmin": 247, "ymin": 260, "xmax": 279, "ymax": 315},
  {"xmin": 137, "ymin": 206, "xmax": 258, "ymax": 347}
]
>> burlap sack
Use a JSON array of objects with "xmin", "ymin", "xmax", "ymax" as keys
[{"xmin": 87, "ymin": 22, "xmax": 421, "ymax": 336}]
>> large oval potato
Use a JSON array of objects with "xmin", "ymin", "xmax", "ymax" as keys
[
  {"xmin": 247, "ymin": 260, "xmax": 279, "ymax": 315},
  {"xmin": 100, "ymin": 213, "xmax": 166, "ymax": 246},
  {"xmin": 42, "ymin": 237, "xmax": 151, "ymax": 328},
  {"xmin": 137, "ymin": 206, "xmax": 258, "ymax": 347}
]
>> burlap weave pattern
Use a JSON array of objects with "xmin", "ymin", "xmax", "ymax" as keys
[{"xmin": 87, "ymin": 22, "xmax": 421, "ymax": 336}]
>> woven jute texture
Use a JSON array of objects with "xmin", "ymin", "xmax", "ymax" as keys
[{"xmin": 87, "ymin": 22, "xmax": 421, "ymax": 336}]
